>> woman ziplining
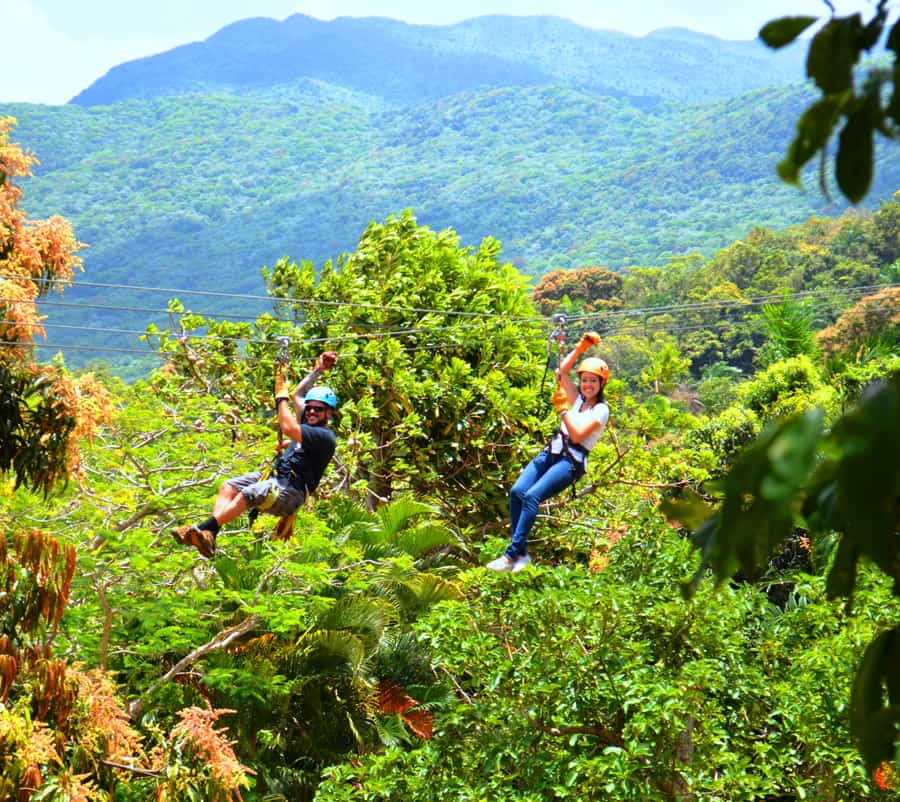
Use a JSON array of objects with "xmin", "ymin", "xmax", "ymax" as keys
[
  {"xmin": 172, "ymin": 349, "xmax": 338, "ymax": 558},
  {"xmin": 487, "ymin": 330, "xmax": 610, "ymax": 572}
]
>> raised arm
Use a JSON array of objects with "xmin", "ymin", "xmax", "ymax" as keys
[
  {"xmin": 274, "ymin": 351, "xmax": 337, "ymax": 443},
  {"xmin": 556, "ymin": 331, "xmax": 602, "ymax": 404}
]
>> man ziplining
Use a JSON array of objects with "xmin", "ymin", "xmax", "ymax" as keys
[{"xmin": 172, "ymin": 350, "xmax": 338, "ymax": 558}]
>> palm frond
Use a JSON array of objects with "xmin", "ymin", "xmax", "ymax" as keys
[
  {"xmin": 360, "ymin": 540, "xmax": 403, "ymax": 561},
  {"xmin": 395, "ymin": 522, "xmax": 461, "ymax": 558},
  {"xmin": 401, "ymin": 573, "xmax": 465, "ymax": 606},
  {"xmin": 316, "ymin": 595, "xmax": 399, "ymax": 649},
  {"xmin": 375, "ymin": 496, "xmax": 437, "ymax": 539},
  {"xmin": 295, "ymin": 629, "xmax": 367, "ymax": 674}
]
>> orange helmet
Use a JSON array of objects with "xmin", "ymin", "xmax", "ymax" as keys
[{"xmin": 577, "ymin": 357, "xmax": 610, "ymax": 385}]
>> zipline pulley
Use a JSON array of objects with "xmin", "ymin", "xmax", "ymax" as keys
[
  {"xmin": 275, "ymin": 335, "xmax": 291, "ymax": 366},
  {"xmin": 539, "ymin": 313, "xmax": 567, "ymax": 409},
  {"xmin": 549, "ymin": 313, "xmax": 567, "ymax": 370}
]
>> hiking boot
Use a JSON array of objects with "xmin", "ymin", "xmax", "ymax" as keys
[
  {"xmin": 486, "ymin": 555, "xmax": 514, "ymax": 572},
  {"xmin": 171, "ymin": 525, "xmax": 216, "ymax": 558}
]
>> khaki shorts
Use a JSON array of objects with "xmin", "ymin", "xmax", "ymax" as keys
[{"xmin": 226, "ymin": 471, "xmax": 306, "ymax": 517}]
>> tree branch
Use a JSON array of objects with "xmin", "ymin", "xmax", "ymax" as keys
[
  {"xmin": 524, "ymin": 711, "xmax": 624, "ymax": 747},
  {"xmin": 127, "ymin": 614, "xmax": 260, "ymax": 718}
]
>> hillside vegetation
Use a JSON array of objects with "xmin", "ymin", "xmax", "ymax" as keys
[
  {"xmin": 2, "ymin": 111, "xmax": 900, "ymax": 798},
  {"xmin": 2, "ymin": 201, "xmax": 898, "ymax": 800},
  {"xmin": 5, "ymin": 82, "xmax": 900, "ymax": 373},
  {"xmin": 3, "ymin": 14, "xmax": 898, "ymax": 374}
]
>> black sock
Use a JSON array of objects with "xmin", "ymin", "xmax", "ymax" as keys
[{"xmin": 198, "ymin": 517, "xmax": 221, "ymax": 535}]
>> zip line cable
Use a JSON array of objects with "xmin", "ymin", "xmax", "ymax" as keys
[
  {"xmin": 563, "ymin": 282, "xmax": 900, "ymax": 325},
  {"xmin": 0, "ymin": 340, "xmax": 163, "ymax": 357},
  {"xmin": 2, "ymin": 316, "xmax": 538, "ymax": 351},
  {"xmin": 0, "ymin": 335, "xmax": 551, "ymax": 361},
  {"xmin": 0, "ymin": 274, "xmax": 548, "ymax": 323},
  {"xmin": 2, "ymin": 281, "xmax": 896, "ymax": 363},
  {"xmin": 5, "ymin": 299, "xmax": 897, "ymax": 364},
  {"xmin": 4, "ymin": 281, "xmax": 895, "ymax": 344},
  {"xmin": 4, "ymin": 280, "xmax": 893, "ymax": 345},
  {"xmin": 11, "ymin": 272, "xmax": 894, "ymax": 326}
]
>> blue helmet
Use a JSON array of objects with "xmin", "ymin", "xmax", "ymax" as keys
[{"xmin": 306, "ymin": 385, "xmax": 338, "ymax": 410}]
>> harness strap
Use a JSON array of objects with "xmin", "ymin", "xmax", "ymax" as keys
[
  {"xmin": 546, "ymin": 431, "xmax": 588, "ymax": 498},
  {"xmin": 257, "ymin": 482, "xmax": 280, "ymax": 511}
]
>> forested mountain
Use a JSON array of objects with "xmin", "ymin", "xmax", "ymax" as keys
[
  {"xmin": 2, "ymin": 13, "xmax": 898, "ymax": 373},
  {"xmin": 70, "ymin": 14, "xmax": 805, "ymax": 107},
  {"xmin": 2, "ymin": 64, "xmax": 900, "ymax": 801}
]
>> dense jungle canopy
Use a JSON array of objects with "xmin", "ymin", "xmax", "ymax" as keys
[{"xmin": 1, "ymin": 6, "xmax": 900, "ymax": 802}]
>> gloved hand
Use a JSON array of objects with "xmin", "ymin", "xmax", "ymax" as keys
[
  {"xmin": 552, "ymin": 385, "xmax": 569, "ymax": 414},
  {"xmin": 316, "ymin": 351, "xmax": 337, "ymax": 371},
  {"xmin": 274, "ymin": 368, "xmax": 292, "ymax": 402},
  {"xmin": 576, "ymin": 331, "xmax": 602, "ymax": 353}
]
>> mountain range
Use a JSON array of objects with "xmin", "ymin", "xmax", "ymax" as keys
[
  {"xmin": 70, "ymin": 14, "xmax": 805, "ymax": 108},
  {"xmin": 4, "ymin": 14, "xmax": 898, "ymax": 373}
]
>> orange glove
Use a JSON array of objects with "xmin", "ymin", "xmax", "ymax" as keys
[
  {"xmin": 274, "ymin": 368, "xmax": 292, "ymax": 402},
  {"xmin": 316, "ymin": 351, "xmax": 337, "ymax": 371},
  {"xmin": 576, "ymin": 331, "xmax": 602, "ymax": 353},
  {"xmin": 552, "ymin": 385, "xmax": 569, "ymax": 414}
]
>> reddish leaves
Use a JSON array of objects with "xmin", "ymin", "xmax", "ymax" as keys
[{"xmin": 376, "ymin": 680, "xmax": 433, "ymax": 740}]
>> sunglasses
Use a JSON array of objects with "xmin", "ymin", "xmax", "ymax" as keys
[{"xmin": 305, "ymin": 404, "xmax": 328, "ymax": 413}]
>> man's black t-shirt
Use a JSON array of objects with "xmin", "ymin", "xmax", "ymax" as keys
[{"xmin": 274, "ymin": 424, "xmax": 336, "ymax": 493}]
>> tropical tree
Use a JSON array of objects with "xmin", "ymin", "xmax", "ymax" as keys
[
  {"xmin": 0, "ymin": 526, "xmax": 255, "ymax": 802},
  {"xmin": 756, "ymin": 293, "xmax": 820, "ymax": 365},
  {"xmin": 262, "ymin": 210, "xmax": 549, "ymax": 521},
  {"xmin": 817, "ymin": 285, "xmax": 900, "ymax": 360},
  {"xmin": 0, "ymin": 116, "xmax": 111, "ymax": 496},
  {"xmin": 531, "ymin": 265, "xmax": 624, "ymax": 316}
]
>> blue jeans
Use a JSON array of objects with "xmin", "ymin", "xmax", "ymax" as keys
[{"xmin": 506, "ymin": 449, "xmax": 577, "ymax": 560}]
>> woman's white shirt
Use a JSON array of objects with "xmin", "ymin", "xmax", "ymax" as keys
[{"xmin": 561, "ymin": 395, "xmax": 609, "ymax": 452}]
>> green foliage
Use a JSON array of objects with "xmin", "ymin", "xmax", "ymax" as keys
[
  {"xmin": 531, "ymin": 266, "xmax": 624, "ymax": 316},
  {"xmin": 687, "ymin": 403, "xmax": 762, "ymax": 472},
  {"xmin": 696, "ymin": 362, "xmax": 743, "ymax": 414},
  {"xmin": 637, "ymin": 339, "xmax": 691, "ymax": 396},
  {"xmin": 0, "ymin": 361, "xmax": 75, "ymax": 496},
  {"xmin": 683, "ymin": 372, "xmax": 900, "ymax": 775},
  {"xmin": 262, "ymin": 210, "xmax": 548, "ymax": 522},
  {"xmin": 739, "ymin": 354, "xmax": 834, "ymax": 418},
  {"xmin": 757, "ymin": 293, "xmax": 820, "ymax": 364},
  {"xmin": 316, "ymin": 515, "xmax": 897, "ymax": 801},
  {"xmin": 761, "ymin": 1, "xmax": 900, "ymax": 202}
]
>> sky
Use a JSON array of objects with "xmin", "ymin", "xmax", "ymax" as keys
[{"xmin": 3, "ymin": 0, "xmax": 867, "ymax": 105}]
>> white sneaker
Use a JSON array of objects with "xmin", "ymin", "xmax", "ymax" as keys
[
  {"xmin": 511, "ymin": 555, "xmax": 532, "ymax": 573},
  {"xmin": 486, "ymin": 556, "xmax": 514, "ymax": 572}
]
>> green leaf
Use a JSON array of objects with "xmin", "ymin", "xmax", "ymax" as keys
[
  {"xmin": 887, "ymin": 16, "xmax": 900, "ymax": 56},
  {"xmin": 660, "ymin": 490, "xmax": 714, "ymax": 531},
  {"xmin": 806, "ymin": 15, "xmax": 863, "ymax": 93},
  {"xmin": 850, "ymin": 628, "xmax": 900, "ymax": 771},
  {"xmin": 688, "ymin": 409, "xmax": 824, "ymax": 586},
  {"xmin": 831, "ymin": 376, "xmax": 900, "ymax": 575},
  {"xmin": 759, "ymin": 16, "xmax": 818, "ymax": 49},
  {"xmin": 836, "ymin": 107, "xmax": 875, "ymax": 204},
  {"xmin": 778, "ymin": 96, "xmax": 846, "ymax": 182},
  {"xmin": 824, "ymin": 534, "xmax": 859, "ymax": 600}
]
